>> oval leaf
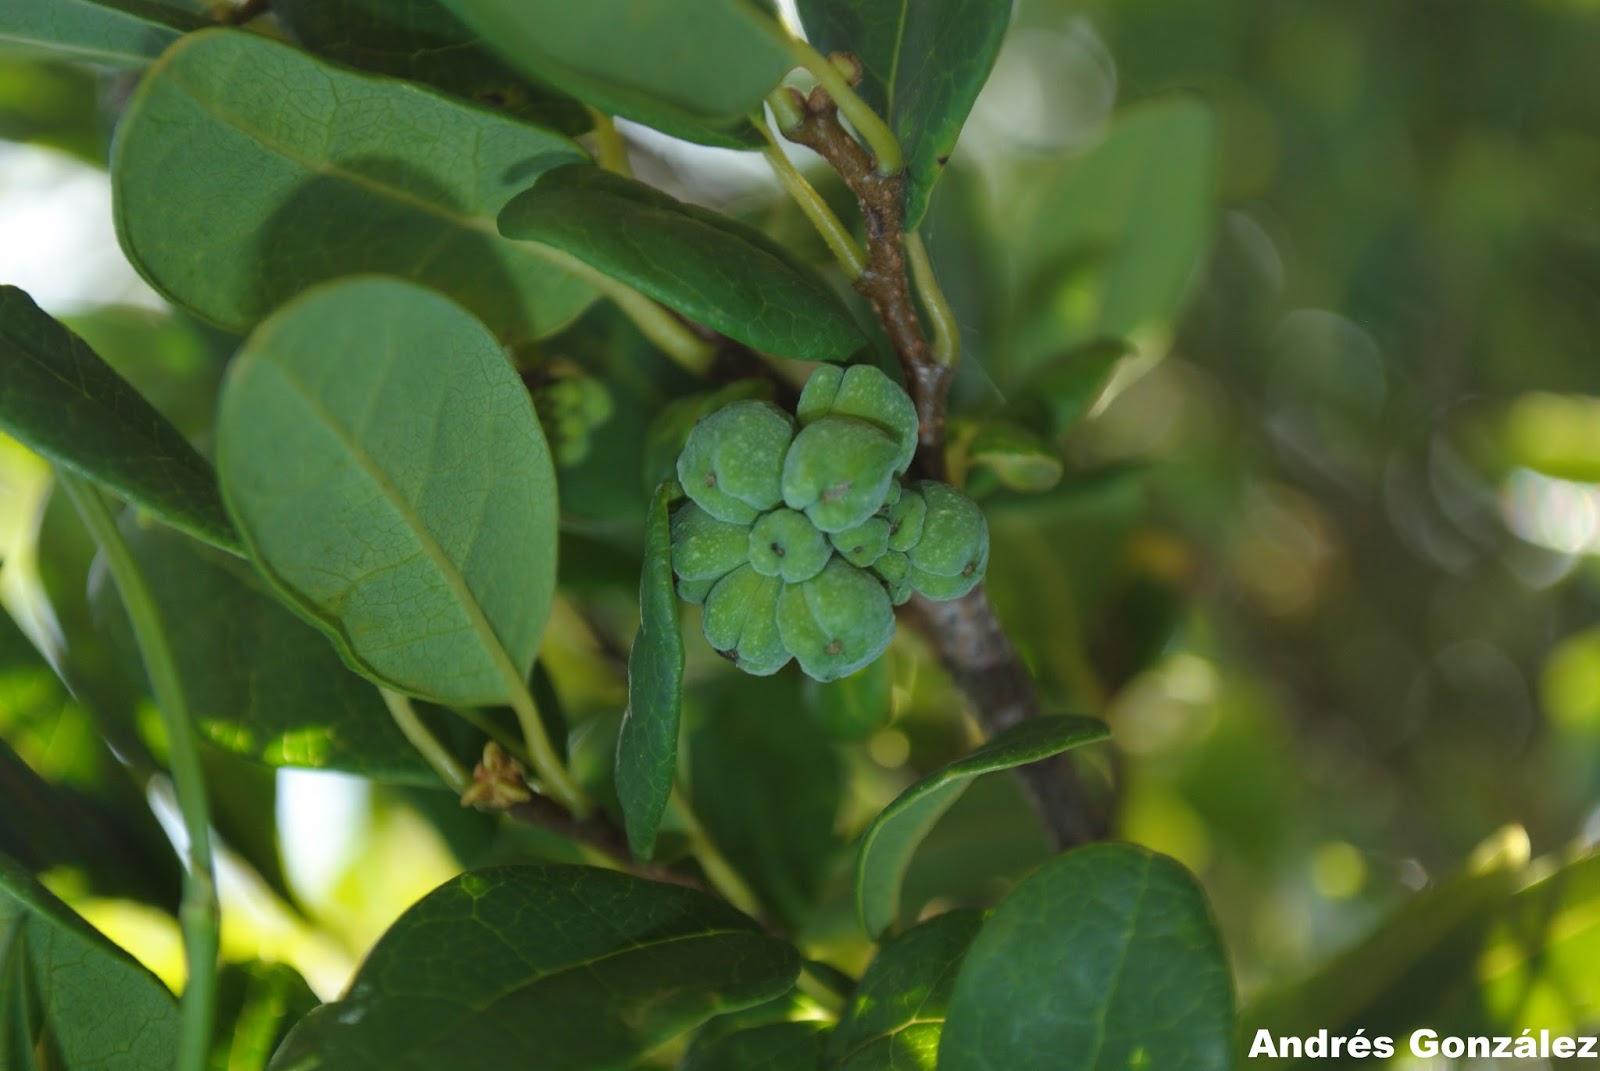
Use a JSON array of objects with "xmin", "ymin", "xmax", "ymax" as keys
[
  {"xmin": 965, "ymin": 419, "xmax": 1064, "ymax": 493},
  {"xmin": 0, "ymin": 852, "xmax": 180, "ymax": 1071},
  {"xmin": 90, "ymin": 517, "xmax": 436, "ymax": 781},
  {"xmin": 829, "ymin": 909, "xmax": 984, "ymax": 1069},
  {"xmin": 272, "ymin": 0, "xmax": 590, "ymax": 133},
  {"xmin": 437, "ymin": 0, "xmax": 790, "ymax": 148},
  {"xmin": 1010, "ymin": 98, "xmax": 1217, "ymax": 375},
  {"xmin": 0, "ymin": 0, "xmax": 205, "ymax": 68},
  {"xmin": 855, "ymin": 714, "xmax": 1108, "ymax": 937},
  {"xmin": 939, "ymin": 844, "xmax": 1234, "ymax": 1071},
  {"xmin": 0, "ymin": 285, "xmax": 236, "ymax": 552},
  {"xmin": 794, "ymin": 0, "xmax": 1013, "ymax": 227},
  {"xmin": 499, "ymin": 164, "xmax": 866, "ymax": 362},
  {"xmin": 112, "ymin": 28, "xmax": 595, "ymax": 343},
  {"xmin": 265, "ymin": 865, "xmax": 800, "ymax": 1071},
  {"xmin": 617, "ymin": 480, "xmax": 684, "ymax": 861},
  {"xmin": 216, "ymin": 276, "xmax": 559, "ymax": 708}
]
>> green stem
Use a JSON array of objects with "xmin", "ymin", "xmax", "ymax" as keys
[
  {"xmin": 905, "ymin": 232, "xmax": 960, "ymax": 367},
  {"xmin": 671, "ymin": 789, "xmax": 763, "ymax": 919},
  {"xmin": 759, "ymin": 125, "xmax": 866, "ymax": 279},
  {"xmin": 59, "ymin": 473, "xmax": 217, "ymax": 1071},
  {"xmin": 381, "ymin": 689, "xmax": 470, "ymax": 794},
  {"xmin": 586, "ymin": 107, "xmax": 632, "ymax": 176},
  {"xmin": 784, "ymin": 36, "xmax": 904, "ymax": 175},
  {"xmin": 509, "ymin": 679, "xmax": 592, "ymax": 819},
  {"xmin": 534, "ymin": 245, "xmax": 715, "ymax": 374},
  {"xmin": 765, "ymin": 86, "xmax": 804, "ymax": 133}
]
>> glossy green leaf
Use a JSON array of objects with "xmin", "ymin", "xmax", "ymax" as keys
[
  {"xmin": 0, "ymin": 0, "xmax": 205, "ymax": 68},
  {"xmin": 112, "ymin": 28, "xmax": 595, "ymax": 343},
  {"xmin": 689, "ymin": 675, "xmax": 842, "ymax": 927},
  {"xmin": 0, "ymin": 285, "xmax": 236, "ymax": 551},
  {"xmin": 1010, "ymin": 98, "xmax": 1217, "ymax": 375},
  {"xmin": 60, "ymin": 305, "xmax": 227, "ymax": 439},
  {"xmin": 90, "ymin": 517, "xmax": 433, "ymax": 781},
  {"xmin": 939, "ymin": 844, "xmax": 1234, "ymax": 1071},
  {"xmin": 265, "ymin": 865, "xmax": 801, "ymax": 1071},
  {"xmin": 0, "ymin": 853, "xmax": 180, "ymax": 1071},
  {"xmin": 216, "ymin": 276, "xmax": 560, "ymax": 707},
  {"xmin": 0, "ymin": 58, "xmax": 103, "ymax": 163},
  {"xmin": 829, "ymin": 909, "xmax": 983, "ymax": 1070},
  {"xmin": 855, "ymin": 714, "xmax": 1108, "ymax": 938},
  {"xmin": 964, "ymin": 420, "xmax": 1063, "ymax": 493},
  {"xmin": 498, "ymin": 164, "xmax": 866, "ymax": 362},
  {"xmin": 794, "ymin": 0, "xmax": 1013, "ymax": 227},
  {"xmin": 617, "ymin": 480, "xmax": 685, "ymax": 861},
  {"xmin": 272, "ymin": 0, "xmax": 589, "ymax": 133},
  {"xmin": 210, "ymin": 961, "xmax": 319, "ymax": 1071},
  {"xmin": 680, "ymin": 1020, "xmax": 831, "ymax": 1071},
  {"xmin": 436, "ymin": 0, "xmax": 790, "ymax": 148}
]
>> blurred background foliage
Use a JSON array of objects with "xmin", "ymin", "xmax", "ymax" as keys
[{"xmin": 4, "ymin": 0, "xmax": 1600, "ymax": 1061}]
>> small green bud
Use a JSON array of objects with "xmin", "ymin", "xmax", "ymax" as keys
[
  {"xmin": 908, "ymin": 559, "xmax": 985, "ymax": 600},
  {"xmin": 872, "ymin": 548, "xmax": 908, "ymax": 583},
  {"xmin": 748, "ymin": 507, "xmax": 832, "ymax": 583},
  {"xmin": 796, "ymin": 364, "xmax": 919, "ymax": 475},
  {"xmin": 777, "ymin": 558, "xmax": 895, "ymax": 681},
  {"xmin": 781, "ymin": 415, "xmax": 898, "ymax": 533},
  {"xmin": 670, "ymin": 501, "xmax": 750, "ymax": 582},
  {"xmin": 677, "ymin": 400, "xmax": 795, "ymax": 523},
  {"xmin": 885, "ymin": 486, "xmax": 927, "ymax": 552},
  {"xmin": 702, "ymin": 565, "xmax": 790, "ymax": 676},
  {"xmin": 830, "ymin": 516, "xmax": 890, "ymax": 568}
]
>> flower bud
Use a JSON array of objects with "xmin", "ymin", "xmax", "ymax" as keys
[
  {"xmin": 670, "ymin": 501, "xmax": 750, "ymax": 582},
  {"xmin": 781, "ymin": 415, "xmax": 898, "ymax": 533},
  {"xmin": 777, "ymin": 558, "xmax": 895, "ymax": 681},
  {"xmin": 676, "ymin": 400, "xmax": 795, "ymax": 523},
  {"xmin": 702, "ymin": 565, "xmax": 791, "ymax": 676},
  {"xmin": 748, "ymin": 507, "xmax": 832, "ymax": 584},
  {"xmin": 830, "ymin": 516, "xmax": 890, "ymax": 568},
  {"xmin": 796, "ymin": 364, "xmax": 919, "ymax": 476}
]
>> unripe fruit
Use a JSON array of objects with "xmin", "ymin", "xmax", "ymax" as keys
[
  {"xmin": 781, "ymin": 415, "xmax": 898, "ymax": 533},
  {"xmin": 871, "ymin": 548, "xmax": 914, "ymax": 605},
  {"xmin": 676, "ymin": 573, "xmax": 718, "ymax": 605},
  {"xmin": 702, "ymin": 565, "xmax": 791, "ymax": 676},
  {"xmin": 830, "ymin": 516, "xmax": 890, "ymax": 568},
  {"xmin": 677, "ymin": 400, "xmax": 794, "ymax": 524},
  {"xmin": 776, "ymin": 558, "xmax": 895, "ymax": 681},
  {"xmin": 906, "ymin": 482, "xmax": 989, "ymax": 601},
  {"xmin": 670, "ymin": 502, "xmax": 750, "ymax": 582},
  {"xmin": 885, "ymin": 486, "xmax": 926, "ymax": 552},
  {"xmin": 748, "ymin": 507, "xmax": 831, "ymax": 584},
  {"xmin": 796, "ymin": 364, "xmax": 919, "ymax": 476}
]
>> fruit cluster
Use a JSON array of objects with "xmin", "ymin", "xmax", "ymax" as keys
[{"xmin": 671, "ymin": 364, "xmax": 988, "ymax": 681}]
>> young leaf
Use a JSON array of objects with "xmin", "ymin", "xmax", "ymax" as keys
[
  {"xmin": 828, "ymin": 909, "xmax": 983, "ymax": 1069},
  {"xmin": 0, "ymin": 853, "xmax": 181, "ymax": 1071},
  {"xmin": 793, "ymin": 0, "xmax": 1013, "ymax": 227},
  {"xmin": 112, "ymin": 28, "xmax": 595, "ymax": 344},
  {"xmin": 0, "ymin": 286, "xmax": 237, "ymax": 552},
  {"xmin": 435, "ymin": 0, "xmax": 790, "ymax": 148},
  {"xmin": 271, "ymin": 0, "xmax": 590, "ymax": 134},
  {"xmin": 499, "ymin": 164, "xmax": 867, "ymax": 362},
  {"xmin": 89, "ymin": 517, "xmax": 434, "ymax": 782},
  {"xmin": 939, "ymin": 844, "xmax": 1234, "ymax": 1071},
  {"xmin": 679, "ymin": 1020, "xmax": 831, "ymax": 1071},
  {"xmin": 216, "ymin": 276, "xmax": 559, "ymax": 708},
  {"xmin": 210, "ymin": 961, "xmax": 319, "ymax": 1071},
  {"xmin": 855, "ymin": 714, "xmax": 1108, "ymax": 937},
  {"xmin": 1009, "ymin": 98, "xmax": 1217, "ymax": 375},
  {"xmin": 689, "ymin": 675, "xmax": 843, "ymax": 927},
  {"xmin": 617, "ymin": 480, "xmax": 685, "ymax": 861},
  {"xmin": 264, "ymin": 865, "xmax": 800, "ymax": 1071},
  {"xmin": 0, "ymin": 0, "xmax": 205, "ymax": 68}
]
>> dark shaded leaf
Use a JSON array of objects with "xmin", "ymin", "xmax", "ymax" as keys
[
  {"xmin": 266, "ymin": 865, "xmax": 800, "ymax": 1071},
  {"xmin": 210, "ymin": 960, "xmax": 319, "ymax": 1071},
  {"xmin": 0, "ymin": 0, "xmax": 205, "ymax": 68},
  {"xmin": 0, "ymin": 285, "xmax": 236, "ymax": 551},
  {"xmin": 499, "ymin": 164, "xmax": 866, "ymax": 362},
  {"xmin": 679, "ymin": 1020, "xmax": 830, "ymax": 1071}
]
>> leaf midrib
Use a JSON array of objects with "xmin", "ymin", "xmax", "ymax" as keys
[{"xmin": 247, "ymin": 351, "xmax": 527, "ymax": 703}]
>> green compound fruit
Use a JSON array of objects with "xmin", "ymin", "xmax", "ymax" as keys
[
  {"xmin": 776, "ymin": 558, "xmax": 896, "ymax": 681},
  {"xmin": 702, "ymin": 565, "xmax": 790, "ymax": 676},
  {"xmin": 796, "ymin": 364, "xmax": 919, "ymax": 476},
  {"xmin": 781, "ymin": 416, "xmax": 899, "ymax": 533},
  {"xmin": 907, "ymin": 481, "xmax": 989, "ymax": 601},
  {"xmin": 748, "ymin": 507, "xmax": 831, "ymax": 583},
  {"xmin": 664, "ymin": 365, "xmax": 990, "ymax": 681},
  {"xmin": 677, "ymin": 400, "xmax": 795, "ymax": 524}
]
